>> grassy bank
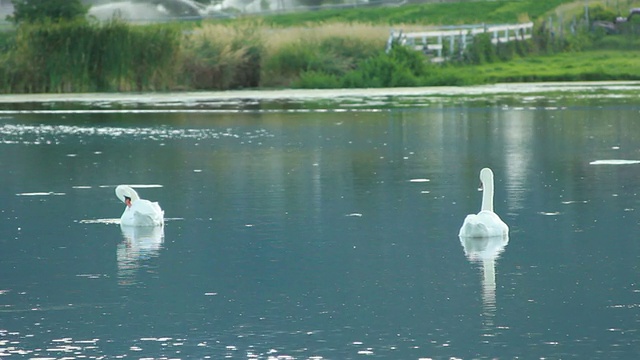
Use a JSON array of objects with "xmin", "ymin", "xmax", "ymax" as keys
[
  {"xmin": 448, "ymin": 50, "xmax": 640, "ymax": 83},
  {"xmin": 258, "ymin": 0, "xmax": 571, "ymax": 27},
  {"xmin": 0, "ymin": 0, "xmax": 639, "ymax": 93}
]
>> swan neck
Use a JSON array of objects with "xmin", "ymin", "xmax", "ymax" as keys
[
  {"xmin": 481, "ymin": 177, "xmax": 494, "ymax": 212},
  {"xmin": 116, "ymin": 185, "xmax": 141, "ymax": 204}
]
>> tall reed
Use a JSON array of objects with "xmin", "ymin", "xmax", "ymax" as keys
[
  {"xmin": 261, "ymin": 23, "xmax": 387, "ymax": 87},
  {"xmin": 0, "ymin": 19, "xmax": 181, "ymax": 93},
  {"xmin": 180, "ymin": 22, "xmax": 263, "ymax": 90}
]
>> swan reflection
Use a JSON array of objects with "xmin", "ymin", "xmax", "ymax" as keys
[
  {"xmin": 459, "ymin": 235, "xmax": 509, "ymax": 331},
  {"xmin": 117, "ymin": 224, "xmax": 164, "ymax": 286}
]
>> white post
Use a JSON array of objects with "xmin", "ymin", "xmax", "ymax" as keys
[
  {"xmin": 462, "ymin": 32, "xmax": 467, "ymax": 51},
  {"xmin": 449, "ymin": 35, "xmax": 455, "ymax": 59},
  {"xmin": 585, "ymin": 0, "xmax": 589, "ymax": 27}
]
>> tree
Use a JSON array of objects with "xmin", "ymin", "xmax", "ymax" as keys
[{"xmin": 9, "ymin": 0, "xmax": 88, "ymax": 24}]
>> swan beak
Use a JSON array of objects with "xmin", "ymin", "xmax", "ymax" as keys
[{"xmin": 477, "ymin": 182, "xmax": 483, "ymax": 191}]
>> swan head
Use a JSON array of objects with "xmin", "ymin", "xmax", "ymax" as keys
[
  {"xmin": 115, "ymin": 185, "xmax": 140, "ymax": 204},
  {"xmin": 479, "ymin": 168, "xmax": 494, "ymax": 187}
]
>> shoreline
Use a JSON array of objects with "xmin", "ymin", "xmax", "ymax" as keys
[{"xmin": 0, "ymin": 81, "xmax": 639, "ymax": 105}]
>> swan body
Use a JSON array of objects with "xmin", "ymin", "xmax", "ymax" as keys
[
  {"xmin": 115, "ymin": 185, "xmax": 164, "ymax": 227},
  {"xmin": 459, "ymin": 168, "xmax": 508, "ymax": 238}
]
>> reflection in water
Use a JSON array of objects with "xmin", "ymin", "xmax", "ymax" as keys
[
  {"xmin": 6, "ymin": 95, "xmax": 640, "ymax": 358},
  {"xmin": 502, "ymin": 110, "xmax": 534, "ymax": 214},
  {"xmin": 459, "ymin": 235, "xmax": 509, "ymax": 332},
  {"xmin": 117, "ymin": 225, "xmax": 164, "ymax": 286}
]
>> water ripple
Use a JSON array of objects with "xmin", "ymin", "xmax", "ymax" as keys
[{"xmin": 0, "ymin": 123, "xmax": 273, "ymax": 145}]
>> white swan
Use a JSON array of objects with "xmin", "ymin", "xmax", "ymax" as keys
[
  {"xmin": 459, "ymin": 168, "xmax": 508, "ymax": 238},
  {"xmin": 115, "ymin": 185, "xmax": 164, "ymax": 227}
]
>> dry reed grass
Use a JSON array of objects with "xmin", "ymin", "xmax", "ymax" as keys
[
  {"xmin": 180, "ymin": 22, "xmax": 263, "ymax": 89},
  {"xmin": 256, "ymin": 22, "xmax": 388, "ymax": 55}
]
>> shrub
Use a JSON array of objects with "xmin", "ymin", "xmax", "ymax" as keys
[
  {"xmin": 9, "ymin": 0, "xmax": 87, "ymax": 24},
  {"xmin": 180, "ymin": 23, "xmax": 264, "ymax": 90},
  {"xmin": 295, "ymin": 70, "xmax": 341, "ymax": 88},
  {"xmin": 464, "ymin": 33, "xmax": 497, "ymax": 64},
  {"xmin": 260, "ymin": 23, "xmax": 386, "ymax": 87},
  {"xmin": 340, "ymin": 45, "xmax": 427, "ymax": 88},
  {"xmin": 588, "ymin": 5, "xmax": 617, "ymax": 22},
  {"xmin": 262, "ymin": 42, "xmax": 321, "ymax": 86},
  {"xmin": 0, "ymin": 19, "xmax": 180, "ymax": 92}
]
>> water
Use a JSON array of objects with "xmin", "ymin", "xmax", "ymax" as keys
[{"xmin": 2, "ymin": 84, "xmax": 640, "ymax": 359}]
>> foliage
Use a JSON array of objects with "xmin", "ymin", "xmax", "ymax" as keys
[
  {"xmin": 296, "ymin": 0, "xmax": 324, "ymax": 7},
  {"xmin": 261, "ymin": 27, "xmax": 383, "ymax": 87},
  {"xmin": 463, "ymin": 33, "xmax": 497, "ymax": 64},
  {"xmin": 260, "ymin": 0, "xmax": 575, "ymax": 27},
  {"xmin": 591, "ymin": 33, "xmax": 640, "ymax": 49},
  {"xmin": 588, "ymin": 5, "xmax": 617, "ymax": 22},
  {"xmin": 180, "ymin": 23, "xmax": 264, "ymax": 90},
  {"xmin": 0, "ymin": 19, "xmax": 180, "ymax": 92},
  {"xmin": 340, "ymin": 45, "xmax": 426, "ymax": 88},
  {"xmin": 295, "ymin": 70, "xmax": 341, "ymax": 88},
  {"xmin": 440, "ymin": 50, "xmax": 640, "ymax": 84},
  {"xmin": 9, "ymin": 0, "xmax": 87, "ymax": 24}
]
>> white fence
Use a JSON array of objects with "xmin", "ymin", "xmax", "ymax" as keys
[{"xmin": 387, "ymin": 22, "xmax": 534, "ymax": 62}]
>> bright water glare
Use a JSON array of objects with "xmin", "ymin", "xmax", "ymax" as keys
[{"xmin": 1, "ymin": 84, "xmax": 640, "ymax": 359}]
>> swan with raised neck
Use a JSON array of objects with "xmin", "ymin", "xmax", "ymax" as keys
[{"xmin": 459, "ymin": 168, "xmax": 508, "ymax": 238}]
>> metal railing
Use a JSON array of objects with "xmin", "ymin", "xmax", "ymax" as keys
[{"xmin": 388, "ymin": 22, "xmax": 534, "ymax": 62}]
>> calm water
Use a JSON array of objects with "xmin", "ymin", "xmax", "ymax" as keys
[{"xmin": 2, "ymin": 85, "xmax": 640, "ymax": 359}]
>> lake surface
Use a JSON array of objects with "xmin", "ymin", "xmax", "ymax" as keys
[{"xmin": 2, "ymin": 83, "xmax": 640, "ymax": 359}]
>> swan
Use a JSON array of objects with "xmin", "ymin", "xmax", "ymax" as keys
[
  {"xmin": 459, "ymin": 168, "xmax": 508, "ymax": 238},
  {"xmin": 115, "ymin": 185, "xmax": 164, "ymax": 227}
]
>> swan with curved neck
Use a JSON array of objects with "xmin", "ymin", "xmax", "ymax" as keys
[
  {"xmin": 459, "ymin": 168, "xmax": 508, "ymax": 238},
  {"xmin": 115, "ymin": 185, "xmax": 164, "ymax": 227}
]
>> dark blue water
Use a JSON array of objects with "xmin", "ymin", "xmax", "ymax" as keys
[{"xmin": 1, "ymin": 90, "xmax": 640, "ymax": 359}]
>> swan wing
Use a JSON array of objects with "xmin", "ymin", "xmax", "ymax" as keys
[
  {"xmin": 129, "ymin": 200, "xmax": 164, "ymax": 226},
  {"xmin": 459, "ymin": 211, "xmax": 508, "ymax": 238},
  {"xmin": 120, "ymin": 207, "xmax": 135, "ymax": 226},
  {"xmin": 459, "ymin": 214, "xmax": 490, "ymax": 237}
]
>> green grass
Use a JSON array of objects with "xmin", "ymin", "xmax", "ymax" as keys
[
  {"xmin": 446, "ymin": 50, "xmax": 640, "ymax": 83},
  {"xmin": 250, "ymin": 0, "xmax": 575, "ymax": 27}
]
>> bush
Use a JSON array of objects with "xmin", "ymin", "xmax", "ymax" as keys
[
  {"xmin": 9, "ymin": 0, "xmax": 87, "ymax": 24},
  {"xmin": 180, "ymin": 23, "xmax": 263, "ymax": 90},
  {"xmin": 181, "ymin": 38, "xmax": 242, "ymax": 90},
  {"xmin": 342, "ymin": 56, "xmax": 417, "ymax": 88},
  {"xmin": 340, "ymin": 45, "xmax": 427, "ymax": 88},
  {"xmin": 0, "ymin": 19, "xmax": 181, "ymax": 92},
  {"xmin": 262, "ymin": 39, "xmax": 352, "ymax": 87},
  {"xmin": 588, "ymin": 5, "xmax": 617, "ymax": 22},
  {"xmin": 464, "ymin": 33, "xmax": 497, "ymax": 64},
  {"xmin": 262, "ymin": 42, "xmax": 321, "ymax": 87},
  {"xmin": 295, "ymin": 70, "xmax": 341, "ymax": 88}
]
